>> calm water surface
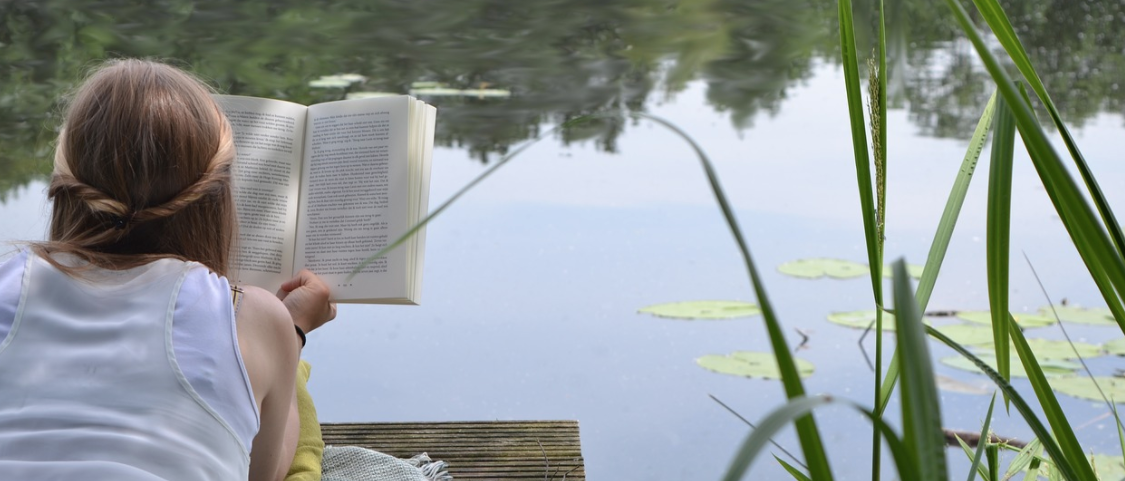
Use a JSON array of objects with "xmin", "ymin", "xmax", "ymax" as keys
[{"xmin": 3, "ymin": 1, "xmax": 1125, "ymax": 479}]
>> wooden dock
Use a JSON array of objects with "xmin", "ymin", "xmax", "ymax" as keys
[{"xmin": 321, "ymin": 420, "xmax": 585, "ymax": 480}]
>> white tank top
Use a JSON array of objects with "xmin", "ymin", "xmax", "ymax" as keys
[{"xmin": 0, "ymin": 254, "xmax": 251, "ymax": 480}]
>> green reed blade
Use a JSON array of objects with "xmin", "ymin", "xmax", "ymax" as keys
[
  {"xmin": 722, "ymin": 395, "xmax": 917, "ymax": 480},
  {"xmin": 633, "ymin": 113, "xmax": 833, "ymax": 480},
  {"xmin": 986, "ymin": 91, "xmax": 1016, "ymax": 386},
  {"xmin": 957, "ymin": 434, "xmax": 990, "ymax": 481},
  {"xmin": 722, "ymin": 396, "xmax": 833, "ymax": 481},
  {"xmin": 965, "ymin": 393, "xmax": 997, "ymax": 481},
  {"xmin": 970, "ymin": 0, "xmax": 1125, "ymax": 261},
  {"xmin": 775, "ymin": 456, "xmax": 812, "ymax": 481},
  {"xmin": 946, "ymin": 0, "xmax": 1125, "ymax": 337},
  {"xmin": 1007, "ymin": 315, "xmax": 1098, "ymax": 480},
  {"xmin": 891, "ymin": 260, "xmax": 946, "ymax": 481},
  {"xmin": 1114, "ymin": 404, "xmax": 1125, "ymax": 463},
  {"xmin": 876, "ymin": 92, "xmax": 997, "ymax": 414},
  {"xmin": 836, "ymin": 0, "xmax": 881, "ymax": 306},
  {"xmin": 1005, "ymin": 438, "xmax": 1043, "ymax": 479},
  {"xmin": 927, "ymin": 325, "xmax": 1088, "ymax": 481},
  {"xmin": 870, "ymin": 2, "xmax": 888, "ymax": 479},
  {"xmin": 985, "ymin": 444, "xmax": 999, "ymax": 481}
]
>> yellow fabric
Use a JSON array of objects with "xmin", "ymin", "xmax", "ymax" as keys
[{"xmin": 285, "ymin": 360, "xmax": 324, "ymax": 481}]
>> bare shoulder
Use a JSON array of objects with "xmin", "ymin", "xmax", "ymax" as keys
[
  {"xmin": 237, "ymin": 286, "xmax": 294, "ymax": 337},
  {"xmin": 235, "ymin": 286, "xmax": 298, "ymax": 408}
]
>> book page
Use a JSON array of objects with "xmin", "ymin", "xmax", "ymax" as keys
[
  {"xmin": 215, "ymin": 95, "xmax": 307, "ymax": 291},
  {"xmin": 297, "ymin": 97, "xmax": 410, "ymax": 302}
]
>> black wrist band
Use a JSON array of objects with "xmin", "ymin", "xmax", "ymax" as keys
[{"xmin": 294, "ymin": 325, "xmax": 307, "ymax": 348}]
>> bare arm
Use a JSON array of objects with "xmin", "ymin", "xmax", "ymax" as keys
[
  {"xmin": 237, "ymin": 286, "xmax": 301, "ymax": 481},
  {"xmin": 238, "ymin": 271, "xmax": 336, "ymax": 481}
]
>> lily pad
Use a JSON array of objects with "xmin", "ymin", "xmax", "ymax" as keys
[
  {"xmin": 881, "ymin": 263, "xmax": 925, "ymax": 279},
  {"xmin": 1049, "ymin": 376, "xmax": 1125, "ymax": 403},
  {"xmin": 956, "ymin": 311, "xmax": 1057, "ymax": 328},
  {"xmin": 1038, "ymin": 305, "xmax": 1116, "ymax": 326},
  {"xmin": 409, "ymin": 87, "xmax": 512, "ymax": 98},
  {"xmin": 346, "ymin": 91, "xmax": 399, "ymax": 100},
  {"xmin": 638, "ymin": 300, "xmax": 760, "ymax": 320},
  {"xmin": 975, "ymin": 338, "xmax": 1103, "ymax": 361},
  {"xmin": 1038, "ymin": 453, "xmax": 1125, "ymax": 479},
  {"xmin": 309, "ymin": 78, "xmax": 352, "ymax": 88},
  {"xmin": 1104, "ymin": 338, "xmax": 1125, "ymax": 356},
  {"xmin": 933, "ymin": 324, "xmax": 998, "ymax": 347},
  {"xmin": 940, "ymin": 354, "xmax": 1080, "ymax": 378},
  {"xmin": 778, "ymin": 258, "xmax": 868, "ymax": 279},
  {"xmin": 1088, "ymin": 454, "xmax": 1125, "ymax": 480},
  {"xmin": 935, "ymin": 374, "xmax": 990, "ymax": 395},
  {"xmin": 308, "ymin": 73, "xmax": 366, "ymax": 89},
  {"xmin": 826, "ymin": 310, "xmax": 897, "ymax": 331},
  {"xmin": 696, "ymin": 351, "xmax": 814, "ymax": 379}
]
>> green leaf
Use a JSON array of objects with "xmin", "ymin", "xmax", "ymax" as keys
[
  {"xmin": 957, "ymin": 311, "xmax": 1056, "ymax": 328},
  {"xmin": 775, "ymin": 456, "xmax": 812, "ymax": 481},
  {"xmin": 1040, "ymin": 305, "xmax": 1116, "ymax": 326},
  {"xmin": 696, "ymin": 352, "xmax": 814, "ymax": 380},
  {"xmin": 777, "ymin": 258, "xmax": 868, "ymax": 279},
  {"xmin": 986, "ymin": 91, "xmax": 1016, "ymax": 385},
  {"xmin": 827, "ymin": 310, "xmax": 897, "ymax": 331},
  {"xmin": 637, "ymin": 300, "xmax": 760, "ymax": 320},
  {"xmin": 940, "ymin": 354, "xmax": 1079, "ymax": 378},
  {"xmin": 964, "ymin": 393, "xmax": 997, "ymax": 481},
  {"xmin": 1004, "ymin": 438, "xmax": 1043, "ymax": 480},
  {"xmin": 1049, "ymin": 376, "xmax": 1125, "ymax": 404},
  {"xmin": 891, "ymin": 260, "xmax": 947, "ymax": 481},
  {"xmin": 956, "ymin": 434, "xmax": 991, "ymax": 481}
]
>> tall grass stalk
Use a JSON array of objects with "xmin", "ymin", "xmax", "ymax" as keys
[
  {"xmin": 985, "ymin": 91, "xmax": 1015, "ymax": 387},
  {"xmin": 868, "ymin": 0, "xmax": 888, "ymax": 469},
  {"xmin": 960, "ymin": 393, "xmax": 997, "ymax": 481}
]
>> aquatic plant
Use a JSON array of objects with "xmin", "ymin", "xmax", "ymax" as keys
[{"xmin": 719, "ymin": 0, "xmax": 1125, "ymax": 479}]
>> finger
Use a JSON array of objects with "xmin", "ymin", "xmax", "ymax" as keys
[
  {"xmin": 328, "ymin": 302, "xmax": 338, "ymax": 321},
  {"xmin": 277, "ymin": 270, "xmax": 315, "ymax": 297}
]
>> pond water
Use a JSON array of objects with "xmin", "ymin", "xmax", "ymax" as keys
[{"xmin": 4, "ymin": 1, "xmax": 1125, "ymax": 479}]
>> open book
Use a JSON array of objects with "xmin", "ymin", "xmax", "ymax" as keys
[{"xmin": 215, "ymin": 94, "xmax": 435, "ymax": 304}]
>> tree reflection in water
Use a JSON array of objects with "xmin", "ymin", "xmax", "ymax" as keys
[{"xmin": 1, "ymin": 0, "xmax": 1123, "ymax": 198}]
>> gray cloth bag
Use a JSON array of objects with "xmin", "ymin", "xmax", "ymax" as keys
[{"xmin": 321, "ymin": 445, "xmax": 452, "ymax": 481}]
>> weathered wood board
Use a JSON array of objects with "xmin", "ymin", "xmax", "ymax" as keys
[{"xmin": 321, "ymin": 420, "xmax": 585, "ymax": 480}]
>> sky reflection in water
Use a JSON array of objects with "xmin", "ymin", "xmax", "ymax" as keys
[{"xmin": 3, "ymin": 1, "xmax": 1125, "ymax": 478}]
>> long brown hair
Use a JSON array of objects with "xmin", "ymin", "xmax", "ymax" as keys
[{"xmin": 33, "ymin": 59, "xmax": 236, "ymax": 275}]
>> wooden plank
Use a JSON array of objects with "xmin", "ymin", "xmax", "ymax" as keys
[{"xmin": 321, "ymin": 421, "xmax": 585, "ymax": 480}]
